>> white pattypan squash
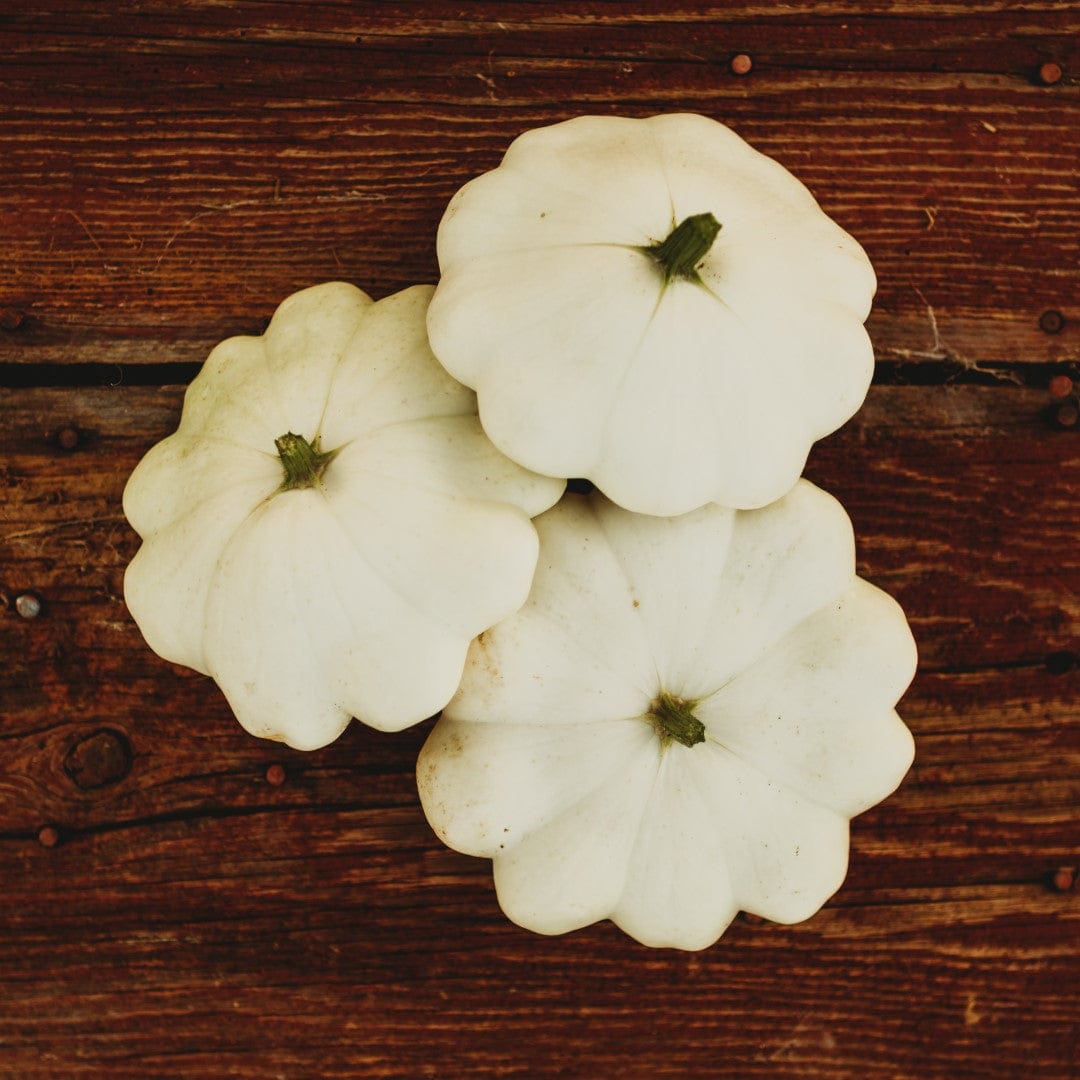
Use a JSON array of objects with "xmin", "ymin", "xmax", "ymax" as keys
[
  {"xmin": 123, "ymin": 282, "xmax": 564, "ymax": 750},
  {"xmin": 417, "ymin": 481, "xmax": 916, "ymax": 950},
  {"xmin": 427, "ymin": 112, "xmax": 877, "ymax": 517}
]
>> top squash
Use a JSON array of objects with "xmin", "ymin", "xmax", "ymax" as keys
[
  {"xmin": 123, "ymin": 282, "xmax": 563, "ymax": 750},
  {"xmin": 427, "ymin": 112, "xmax": 877, "ymax": 517}
]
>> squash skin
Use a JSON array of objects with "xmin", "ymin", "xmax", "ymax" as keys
[
  {"xmin": 417, "ymin": 481, "xmax": 916, "ymax": 950},
  {"xmin": 123, "ymin": 282, "xmax": 564, "ymax": 750},
  {"xmin": 427, "ymin": 113, "xmax": 877, "ymax": 517}
]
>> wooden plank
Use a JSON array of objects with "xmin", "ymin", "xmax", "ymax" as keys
[
  {"xmin": 2, "ymin": 4, "xmax": 1077, "ymax": 367},
  {"xmin": 3, "ymin": 384, "xmax": 1075, "ymax": 680},
  {"xmin": 0, "ymin": 442, "xmax": 1074, "ymax": 1068},
  {"xmin": 1, "ymin": 6, "xmax": 1077, "ymax": 1077},
  {"xmin": 1, "ymin": 384, "xmax": 1075, "ymax": 882},
  {"xmin": 5, "ymin": 2, "xmax": 1079, "ymax": 66},
  {"xmin": 0, "ymin": 866, "xmax": 1075, "ymax": 1078},
  {"xmin": 0, "ymin": 667, "xmax": 1076, "ymax": 892}
]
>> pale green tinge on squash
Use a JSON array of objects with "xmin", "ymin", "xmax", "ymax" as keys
[
  {"xmin": 417, "ymin": 481, "xmax": 916, "ymax": 950},
  {"xmin": 427, "ymin": 112, "xmax": 877, "ymax": 517},
  {"xmin": 123, "ymin": 282, "xmax": 565, "ymax": 750}
]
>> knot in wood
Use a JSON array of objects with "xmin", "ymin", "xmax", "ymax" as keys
[{"xmin": 63, "ymin": 728, "xmax": 132, "ymax": 790}]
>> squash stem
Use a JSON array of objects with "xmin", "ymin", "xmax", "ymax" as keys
[
  {"xmin": 275, "ymin": 432, "xmax": 335, "ymax": 491},
  {"xmin": 643, "ymin": 212, "xmax": 721, "ymax": 283},
  {"xmin": 649, "ymin": 691, "xmax": 706, "ymax": 749}
]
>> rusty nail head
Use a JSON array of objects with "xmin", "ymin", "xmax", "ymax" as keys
[
  {"xmin": 38, "ymin": 826, "xmax": 60, "ymax": 848},
  {"xmin": 0, "ymin": 309, "xmax": 24, "ymax": 331},
  {"xmin": 1052, "ymin": 867, "xmax": 1075, "ymax": 891},
  {"xmin": 56, "ymin": 426, "xmax": 80, "ymax": 450},
  {"xmin": 731, "ymin": 53, "xmax": 753, "ymax": 76},
  {"xmin": 1039, "ymin": 310, "xmax": 1065, "ymax": 334},
  {"xmin": 266, "ymin": 763, "xmax": 286, "ymax": 786},
  {"xmin": 1054, "ymin": 401, "xmax": 1079, "ymax": 429},
  {"xmin": 1049, "ymin": 374, "xmax": 1074, "ymax": 399},
  {"xmin": 1039, "ymin": 62, "xmax": 1063, "ymax": 85},
  {"xmin": 15, "ymin": 593, "xmax": 42, "ymax": 619}
]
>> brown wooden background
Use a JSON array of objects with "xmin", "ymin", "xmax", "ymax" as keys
[{"xmin": 1, "ymin": 3, "xmax": 1077, "ymax": 1077}]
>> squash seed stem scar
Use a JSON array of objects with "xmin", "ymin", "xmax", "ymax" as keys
[
  {"xmin": 274, "ymin": 432, "xmax": 338, "ymax": 491},
  {"xmin": 648, "ymin": 691, "xmax": 705, "ymax": 748},
  {"xmin": 640, "ymin": 212, "xmax": 721, "ymax": 284}
]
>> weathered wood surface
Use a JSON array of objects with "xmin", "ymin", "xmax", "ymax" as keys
[
  {"xmin": 2, "ymin": 2, "xmax": 1078, "ymax": 367},
  {"xmin": 2, "ymin": 384, "xmax": 1077, "ymax": 1077},
  {"xmin": 1, "ymin": 4, "xmax": 1077, "ymax": 1078}
]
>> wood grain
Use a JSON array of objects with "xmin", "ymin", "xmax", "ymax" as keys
[
  {"xmin": 1, "ymin": 384, "xmax": 1076, "ymax": 1076},
  {"xmin": 2, "ymin": 3, "xmax": 1078, "ymax": 368},
  {"xmin": 0, "ymin": 5, "xmax": 1077, "ymax": 1077}
]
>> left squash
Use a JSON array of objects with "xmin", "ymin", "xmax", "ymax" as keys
[{"xmin": 123, "ymin": 282, "xmax": 565, "ymax": 750}]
